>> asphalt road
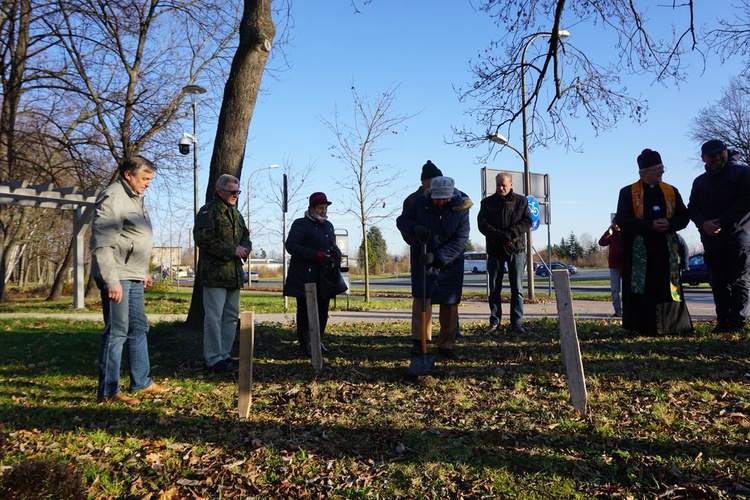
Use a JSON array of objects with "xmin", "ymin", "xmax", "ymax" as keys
[{"xmin": 244, "ymin": 268, "xmax": 715, "ymax": 304}]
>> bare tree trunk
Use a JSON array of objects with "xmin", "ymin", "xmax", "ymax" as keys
[
  {"xmin": 47, "ymin": 238, "xmax": 75, "ymax": 301},
  {"xmin": 185, "ymin": 0, "xmax": 276, "ymax": 329},
  {"xmin": 0, "ymin": 0, "xmax": 30, "ymax": 303}
]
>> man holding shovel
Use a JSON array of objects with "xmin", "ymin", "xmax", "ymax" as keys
[{"xmin": 397, "ymin": 176, "xmax": 472, "ymax": 364}]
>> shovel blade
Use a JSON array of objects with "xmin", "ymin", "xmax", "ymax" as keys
[{"xmin": 409, "ymin": 353, "xmax": 436, "ymax": 376}]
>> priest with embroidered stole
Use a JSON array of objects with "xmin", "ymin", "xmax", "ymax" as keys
[{"xmin": 615, "ymin": 148, "xmax": 693, "ymax": 335}]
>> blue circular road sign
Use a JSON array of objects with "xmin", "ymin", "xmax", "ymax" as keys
[{"xmin": 527, "ymin": 195, "xmax": 540, "ymax": 231}]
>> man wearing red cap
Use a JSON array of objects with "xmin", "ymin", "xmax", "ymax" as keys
[
  {"xmin": 689, "ymin": 139, "xmax": 750, "ymax": 334},
  {"xmin": 615, "ymin": 148, "xmax": 693, "ymax": 335}
]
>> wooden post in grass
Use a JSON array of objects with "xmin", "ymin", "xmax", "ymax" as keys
[
  {"xmin": 238, "ymin": 311, "xmax": 255, "ymax": 420},
  {"xmin": 552, "ymin": 269, "xmax": 588, "ymax": 416},
  {"xmin": 304, "ymin": 283, "xmax": 323, "ymax": 372}
]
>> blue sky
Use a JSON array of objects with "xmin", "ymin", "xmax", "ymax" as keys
[{"xmin": 154, "ymin": 1, "xmax": 742, "ymax": 260}]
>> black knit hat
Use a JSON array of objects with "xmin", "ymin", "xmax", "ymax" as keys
[
  {"xmin": 420, "ymin": 160, "xmax": 443, "ymax": 180},
  {"xmin": 637, "ymin": 149, "xmax": 663, "ymax": 169}
]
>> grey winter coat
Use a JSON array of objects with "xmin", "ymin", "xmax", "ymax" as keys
[{"xmin": 90, "ymin": 176, "xmax": 153, "ymax": 287}]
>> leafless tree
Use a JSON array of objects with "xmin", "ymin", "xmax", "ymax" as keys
[
  {"xmin": 454, "ymin": 0, "xmax": 707, "ymax": 157},
  {"xmin": 704, "ymin": 0, "xmax": 750, "ymax": 74},
  {"xmin": 321, "ymin": 83, "xmax": 416, "ymax": 301},
  {"xmin": 185, "ymin": 0, "xmax": 277, "ymax": 328},
  {"xmin": 0, "ymin": 0, "xmax": 250, "ymax": 302},
  {"xmin": 259, "ymin": 155, "xmax": 317, "ymax": 242},
  {"xmin": 690, "ymin": 77, "xmax": 750, "ymax": 165}
]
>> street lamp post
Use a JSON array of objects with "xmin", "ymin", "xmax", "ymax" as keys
[
  {"xmin": 182, "ymin": 84, "xmax": 207, "ymax": 273},
  {"xmin": 490, "ymin": 29, "xmax": 569, "ymax": 300},
  {"xmin": 245, "ymin": 164, "xmax": 279, "ymax": 287}
]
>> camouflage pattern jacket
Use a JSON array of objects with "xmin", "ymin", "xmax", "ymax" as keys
[{"xmin": 194, "ymin": 197, "xmax": 251, "ymax": 289}]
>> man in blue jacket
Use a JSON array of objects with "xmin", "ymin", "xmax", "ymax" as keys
[
  {"xmin": 689, "ymin": 139, "xmax": 750, "ymax": 334},
  {"xmin": 397, "ymin": 176, "xmax": 472, "ymax": 360}
]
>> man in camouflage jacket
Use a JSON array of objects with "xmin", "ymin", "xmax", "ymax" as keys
[{"xmin": 194, "ymin": 174, "xmax": 251, "ymax": 373}]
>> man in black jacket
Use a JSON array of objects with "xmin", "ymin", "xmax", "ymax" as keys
[
  {"xmin": 477, "ymin": 172, "xmax": 532, "ymax": 334},
  {"xmin": 689, "ymin": 139, "xmax": 750, "ymax": 333}
]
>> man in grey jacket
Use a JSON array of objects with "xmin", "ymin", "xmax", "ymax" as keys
[{"xmin": 91, "ymin": 156, "xmax": 168, "ymax": 405}]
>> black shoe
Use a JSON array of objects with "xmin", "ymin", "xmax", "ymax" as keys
[
  {"xmin": 208, "ymin": 359, "xmax": 235, "ymax": 373},
  {"xmin": 320, "ymin": 342, "xmax": 329, "ymax": 352},
  {"xmin": 437, "ymin": 348, "xmax": 458, "ymax": 360},
  {"xmin": 410, "ymin": 340, "xmax": 423, "ymax": 357},
  {"xmin": 482, "ymin": 324, "xmax": 500, "ymax": 334},
  {"xmin": 612, "ymin": 311, "xmax": 622, "ymax": 318},
  {"xmin": 711, "ymin": 324, "xmax": 729, "ymax": 334},
  {"xmin": 510, "ymin": 323, "xmax": 527, "ymax": 335},
  {"xmin": 298, "ymin": 344, "xmax": 312, "ymax": 358}
]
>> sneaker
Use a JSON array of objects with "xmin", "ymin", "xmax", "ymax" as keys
[
  {"xmin": 98, "ymin": 392, "xmax": 139, "ymax": 406},
  {"xmin": 410, "ymin": 340, "xmax": 423, "ymax": 357},
  {"xmin": 437, "ymin": 348, "xmax": 458, "ymax": 360},
  {"xmin": 510, "ymin": 323, "xmax": 527, "ymax": 335},
  {"xmin": 208, "ymin": 359, "xmax": 235, "ymax": 373}
]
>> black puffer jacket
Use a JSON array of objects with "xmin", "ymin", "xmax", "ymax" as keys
[
  {"xmin": 477, "ymin": 190, "xmax": 532, "ymax": 257},
  {"xmin": 283, "ymin": 215, "xmax": 343, "ymax": 298}
]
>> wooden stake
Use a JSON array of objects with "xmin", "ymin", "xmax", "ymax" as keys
[
  {"xmin": 238, "ymin": 311, "xmax": 255, "ymax": 420},
  {"xmin": 304, "ymin": 283, "xmax": 323, "ymax": 372},
  {"xmin": 552, "ymin": 269, "xmax": 588, "ymax": 416}
]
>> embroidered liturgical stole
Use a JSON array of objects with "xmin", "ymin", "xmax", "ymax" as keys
[{"xmin": 629, "ymin": 181, "xmax": 682, "ymax": 300}]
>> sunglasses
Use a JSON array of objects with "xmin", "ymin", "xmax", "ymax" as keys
[{"xmin": 220, "ymin": 188, "xmax": 241, "ymax": 196}]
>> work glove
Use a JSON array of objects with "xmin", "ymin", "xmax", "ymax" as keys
[
  {"xmin": 419, "ymin": 252, "xmax": 434, "ymax": 266},
  {"xmin": 413, "ymin": 225, "xmax": 431, "ymax": 242}
]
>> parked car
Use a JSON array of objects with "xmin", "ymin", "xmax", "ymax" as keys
[
  {"xmin": 243, "ymin": 270, "xmax": 260, "ymax": 283},
  {"xmin": 535, "ymin": 261, "xmax": 577, "ymax": 277},
  {"xmin": 681, "ymin": 253, "xmax": 710, "ymax": 286}
]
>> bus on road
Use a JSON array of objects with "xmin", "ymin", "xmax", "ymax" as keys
[{"xmin": 464, "ymin": 251, "xmax": 488, "ymax": 273}]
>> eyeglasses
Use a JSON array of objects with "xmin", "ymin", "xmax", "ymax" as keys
[
  {"xmin": 641, "ymin": 165, "xmax": 665, "ymax": 174},
  {"xmin": 220, "ymin": 188, "xmax": 241, "ymax": 196}
]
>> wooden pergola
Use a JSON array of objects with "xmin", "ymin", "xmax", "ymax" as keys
[{"xmin": 0, "ymin": 180, "xmax": 99, "ymax": 309}]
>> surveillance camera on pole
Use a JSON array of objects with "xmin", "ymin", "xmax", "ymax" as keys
[{"xmin": 178, "ymin": 132, "xmax": 196, "ymax": 155}]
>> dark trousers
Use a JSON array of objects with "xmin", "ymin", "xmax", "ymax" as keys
[
  {"xmin": 704, "ymin": 241, "xmax": 750, "ymax": 329},
  {"xmin": 295, "ymin": 294, "xmax": 331, "ymax": 346}
]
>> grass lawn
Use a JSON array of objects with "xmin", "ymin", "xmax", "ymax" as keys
[{"xmin": 1, "ymin": 313, "xmax": 749, "ymax": 498}]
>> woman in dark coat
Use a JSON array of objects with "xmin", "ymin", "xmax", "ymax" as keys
[
  {"xmin": 284, "ymin": 192, "xmax": 346, "ymax": 357},
  {"xmin": 616, "ymin": 148, "xmax": 693, "ymax": 335},
  {"xmin": 396, "ymin": 176, "xmax": 472, "ymax": 359}
]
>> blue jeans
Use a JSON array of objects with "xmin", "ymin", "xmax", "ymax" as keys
[
  {"xmin": 609, "ymin": 268, "xmax": 622, "ymax": 314},
  {"xmin": 203, "ymin": 287, "xmax": 241, "ymax": 367},
  {"xmin": 487, "ymin": 253, "xmax": 525, "ymax": 326},
  {"xmin": 97, "ymin": 280, "xmax": 153, "ymax": 399}
]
